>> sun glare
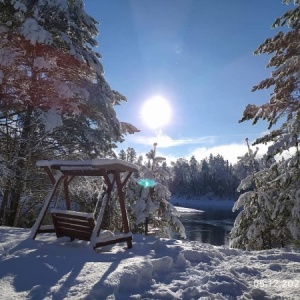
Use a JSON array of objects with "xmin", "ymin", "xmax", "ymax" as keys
[{"xmin": 141, "ymin": 95, "xmax": 171, "ymax": 129}]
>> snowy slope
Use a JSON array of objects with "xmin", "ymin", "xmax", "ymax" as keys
[{"xmin": 1, "ymin": 227, "xmax": 300, "ymax": 299}]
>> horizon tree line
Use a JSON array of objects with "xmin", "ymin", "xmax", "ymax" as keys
[{"xmin": 117, "ymin": 147, "xmax": 262, "ymax": 200}]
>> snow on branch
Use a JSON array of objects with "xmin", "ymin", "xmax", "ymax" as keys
[{"xmin": 21, "ymin": 18, "xmax": 53, "ymax": 45}]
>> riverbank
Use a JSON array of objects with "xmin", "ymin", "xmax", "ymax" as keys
[{"xmin": 170, "ymin": 196, "xmax": 235, "ymax": 210}]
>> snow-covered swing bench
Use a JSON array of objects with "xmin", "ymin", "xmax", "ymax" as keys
[{"xmin": 30, "ymin": 159, "xmax": 138, "ymax": 250}]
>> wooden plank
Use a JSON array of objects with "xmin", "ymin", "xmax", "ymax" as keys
[
  {"xmin": 64, "ymin": 176, "xmax": 71, "ymax": 210},
  {"xmin": 53, "ymin": 220, "xmax": 94, "ymax": 233},
  {"xmin": 103, "ymin": 173, "xmax": 114, "ymax": 191},
  {"xmin": 115, "ymin": 171, "xmax": 130, "ymax": 233},
  {"xmin": 51, "ymin": 209, "xmax": 94, "ymax": 219},
  {"xmin": 56, "ymin": 228, "xmax": 92, "ymax": 241},
  {"xmin": 43, "ymin": 166, "xmax": 56, "ymax": 184},
  {"xmin": 53, "ymin": 217, "xmax": 92, "ymax": 226},
  {"xmin": 52, "ymin": 212, "xmax": 61, "ymax": 237},
  {"xmin": 91, "ymin": 191, "xmax": 110, "ymax": 240},
  {"xmin": 55, "ymin": 162, "xmax": 138, "ymax": 173},
  {"xmin": 55, "ymin": 223, "xmax": 92, "ymax": 234},
  {"xmin": 94, "ymin": 235, "xmax": 133, "ymax": 249},
  {"xmin": 87, "ymin": 217, "xmax": 95, "ymax": 231},
  {"xmin": 53, "ymin": 220, "xmax": 93, "ymax": 231},
  {"xmin": 52, "ymin": 212, "xmax": 94, "ymax": 222},
  {"xmin": 59, "ymin": 169, "xmax": 107, "ymax": 177},
  {"xmin": 120, "ymin": 171, "xmax": 132, "ymax": 188},
  {"xmin": 51, "ymin": 211, "xmax": 95, "ymax": 241}
]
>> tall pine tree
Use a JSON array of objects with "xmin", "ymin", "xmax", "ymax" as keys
[
  {"xmin": 0, "ymin": 0, "xmax": 136, "ymax": 226},
  {"xmin": 230, "ymin": 1, "xmax": 300, "ymax": 249}
]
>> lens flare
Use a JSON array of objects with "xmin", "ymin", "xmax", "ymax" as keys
[{"xmin": 137, "ymin": 178, "xmax": 156, "ymax": 188}]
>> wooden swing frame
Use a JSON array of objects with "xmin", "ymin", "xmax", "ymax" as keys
[{"xmin": 30, "ymin": 159, "xmax": 138, "ymax": 250}]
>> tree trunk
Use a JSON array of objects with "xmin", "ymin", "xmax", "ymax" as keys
[
  {"xmin": 7, "ymin": 182, "xmax": 22, "ymax": 226},
  {"xmin": 0, "ymin": 190, "xmax": 9, "ymax": 225},
  {"xmin": 7, "ymin": 107, "xmax": 33, "ymax": 226},
  {"xmin": 145, "ymin": 217, "xmax": 149, "ymax": 235}
]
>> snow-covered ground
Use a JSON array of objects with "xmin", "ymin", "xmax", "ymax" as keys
[{"xmin": 1, "ymin": 226, "xmax": 300, "ymax": 299}]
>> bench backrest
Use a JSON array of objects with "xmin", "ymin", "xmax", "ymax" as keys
[{"xmin": 51, "ymin": 209, "xmax": 95, "ymax": 241}]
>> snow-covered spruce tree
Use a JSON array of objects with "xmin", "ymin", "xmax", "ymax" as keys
[
  {"xmin": 169, "ymin": 158, "xmax": 191, "ymax": 196},
  {"xmin": 189, "ymin": 156, "xmax": 200, "ymax": 196},
  {"xmin": 0, "ymin": 0, "xmax": 136, "ymax": 226},
  {"xmin": 125, "ymin": 145, "xmax": 186, "ymax": 239},
  {"xmin": 118, "ymin": 149, "xmax": 127, "ymax": 160},
  {"xmin": 229, "ymin": 139, "xmax": 282, "ymax": 250},
  {"xmin": 230, "ymin": 2, "xmax": 300, "ymax": 249}
]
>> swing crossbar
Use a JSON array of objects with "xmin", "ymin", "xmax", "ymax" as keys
[{"xmin": 51, "ymin": 209, "xmax": 95, "ymax": 241}]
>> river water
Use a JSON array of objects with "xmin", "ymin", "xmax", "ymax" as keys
[{"xmin": 174, "ymin": 205, "xmax": 239, "ymax": 246}]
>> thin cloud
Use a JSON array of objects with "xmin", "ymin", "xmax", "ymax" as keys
[
  {"xmin": 128, "ymin": 133, "xmax": 216, "ymax": 148},
  {"xmin": 188, "ymin": 142, "xmax": 295, "ymax": 165},
  {"xmin": 122, "ymin": 132, "xmax": 292, "ymax": 165},
  {"xmin": 190, "ymin": 144, "xmax": 248, "ymax": 165},
  {"xmin": 126, "ymin": 131, "xmax": 266, "ymax": 149}
]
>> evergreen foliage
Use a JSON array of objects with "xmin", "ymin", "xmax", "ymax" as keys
[
  {"xmin": 0, "ymin": 0, "xmax": 133, "ymax": 226},
  {"xmin": 118, "ymin": 145, "xmax": 186, "ymax": 239},
  {"xmin": 230, "ymin": 1, "xmax": 300, "ymax": 250},
  {"xmin": 169, "ymin": 155, "xmax": 240, "ymax": 199}
]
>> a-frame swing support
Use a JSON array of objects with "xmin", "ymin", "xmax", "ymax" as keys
[{"xmin": 30, "ymin": 159, "xmax": 138, "ymax": 250}]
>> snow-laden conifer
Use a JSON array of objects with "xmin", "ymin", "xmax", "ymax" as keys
[
  {"xmin": 0, "ymin": 0, "xmax": 135, "ymax": 226},
  {"xmin": 124, "ymin": 145, "xmax": 186, "ymax": 239},
  {"xmin": 230, "ymin": 2, "xmax": 300, "ymax": 249}
]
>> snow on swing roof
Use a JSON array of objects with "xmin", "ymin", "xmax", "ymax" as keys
[{"xmin": 36, "ymin": 159, "xmax": 138, "ymax": 173}]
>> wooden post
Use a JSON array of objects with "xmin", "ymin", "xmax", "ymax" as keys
[
  {"xmin": 43, "ymin": 166, "xmax": 56, "ymax": 185},
  {"xmin": 115, "ymin": 171, "xmax": 132, "ymax": 248},
  {"xmin": 94, "ymin": 173, "xmax": 114, "ymax": 236},
  {"xmin": 64, "ymin": 176, "xmax": 71, "ymax": 210},
  {"xmin": 31, "ymin": 174, "xmax": 64, "ymax": 239}
]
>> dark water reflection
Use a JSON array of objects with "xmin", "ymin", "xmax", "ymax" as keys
[{"xmin": 174, "ymin": 206, "xmax": 239, "ymax": 246}]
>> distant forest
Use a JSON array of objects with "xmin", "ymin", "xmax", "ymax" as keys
[{"xmin": 117, "ymin": 147, "xmax": 265, "ymax": 200}]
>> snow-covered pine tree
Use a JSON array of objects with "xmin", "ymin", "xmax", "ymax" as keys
[
  {"xmin": 126, "ymin": 147, "xmax": 137, "ymax": 163},
  {"xmin": 0, "ymin": 0, "xmax": 136, "ymax": 226},
  {"xmin": 68, "ymin": 176, "xmax": 104, "ymax": 214},
  {"xmin": 126, "ymin": 144, "xmax": 186, "ymax": 239},
  {"xmin": 229, "ymin": 140, "xmax": 279, "ymax": 250},
  {"xmin": 169, "ymin": 158, "xmax": 191, "ymax": 196},
  {"xmin": 118, "ymin": 149, "xmax": 127, "ymax": 161},
  {"xmin": 169, "ymin": 154, "xmax": 239, "ymax": 199},
  {"xmin": 189, "ymin": 156, "xmax": 200, "ymax": 196},
  {"xmin": 230, "ymin": 1, "xmax": 300, "ymax": 249}
]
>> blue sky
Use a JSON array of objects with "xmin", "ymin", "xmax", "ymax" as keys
[{"xmin": 84, "ymin": 0, "xmax": 290, "ymax": 164}]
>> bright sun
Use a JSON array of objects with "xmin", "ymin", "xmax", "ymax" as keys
[{"xmin": 141, "ymin": 95, "xmax": 171, "ymax": 129}]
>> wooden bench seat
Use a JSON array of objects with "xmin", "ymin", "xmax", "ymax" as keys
[{"xmin": 51, "ymin": 209, "xmax": 95, "ymax": 241}]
